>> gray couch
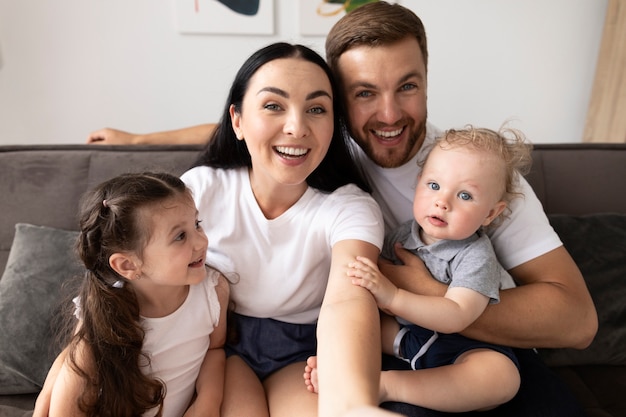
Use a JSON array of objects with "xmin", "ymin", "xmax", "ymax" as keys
[{"xmin": 0, "ymin": 144, "xmax": 625, "ymax": 417}]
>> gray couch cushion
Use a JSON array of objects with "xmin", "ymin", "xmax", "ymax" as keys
[
  {"xmin": 0, "ymin": 224, "xmax": 82, "ymax": 395},
  {"xmin": 538, "ymin": 213, "xmax": 626, "ymax": 366}
]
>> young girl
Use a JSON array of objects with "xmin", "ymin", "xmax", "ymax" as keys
[{"xmin": 38, "ymin": 172, "xmax": 229, "ymax": 417}]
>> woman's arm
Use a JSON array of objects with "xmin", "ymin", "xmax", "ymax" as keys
[
  {"xmin": 316, "ymin": 239, "xmax": 381, "ymax": 417},
  {"xmin": 184, "ymin": 275, "xmax": 229, "ymax": 417},
  {"xmin": 86, "ymin": 124, "xmax": 217, "ymax": 145}
]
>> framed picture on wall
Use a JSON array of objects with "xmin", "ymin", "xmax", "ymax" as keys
[{"xmin": 174, "ymin": 0, "xmax": 274, "ymax": 35}]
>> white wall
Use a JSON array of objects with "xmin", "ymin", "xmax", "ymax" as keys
[{"xmin": 0, "ymin": 0, "xmax": 607, "ymax": 145}]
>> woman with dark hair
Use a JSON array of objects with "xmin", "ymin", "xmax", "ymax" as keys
[{"xmin": 181, "ymin": 42, "xmax": 385, "ymax": 416}]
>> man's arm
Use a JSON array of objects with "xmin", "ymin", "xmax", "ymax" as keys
[
  {"xmin": 86, "ymin": 124, "xmax": 217, "ymax": 145},
  {"xmin": 380, "ymin": 245, "xmax": 597, "ymax": 349},
  {"xmin": 467, "ymin": 246, "xmax": 597, "ymax": 349}
]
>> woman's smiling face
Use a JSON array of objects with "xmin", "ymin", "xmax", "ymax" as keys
[{"xmin": 230, "ymin": 57, "xmax": 334, "ymax": 192}]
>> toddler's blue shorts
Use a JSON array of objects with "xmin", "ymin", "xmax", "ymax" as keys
[{"xmin": 397, "ymin": 323, "xmax": 520, "ymax": 370}]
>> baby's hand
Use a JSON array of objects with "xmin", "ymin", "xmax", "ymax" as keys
[{"xmin": 348, "ymin": 256, "xmax": 398, "ymax": 310}]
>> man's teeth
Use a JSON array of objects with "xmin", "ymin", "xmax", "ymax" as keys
[
  {"xmin": 374, "ymin": 128, "xmax": 403, "ymax": 138},
  {"xmin": 275, "ymin": 146, "xmax": 308, "ymax": 156}
]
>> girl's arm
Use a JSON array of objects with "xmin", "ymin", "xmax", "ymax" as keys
[
  {"xmin": 48, "ymin": 342, "xmax": 94, "ymax": 417},
  {"xmin": 33, "ymin": 347, "xmax": 68, "ymax": 417},
  {"xmin": 317, "ymin": 239, "xmax": 381, "ymax": 417},
  {"xmin": 184, "ymin": 275, "xmax": 229, "ymax": 417}
]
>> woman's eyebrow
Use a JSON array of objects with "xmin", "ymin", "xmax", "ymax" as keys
[
  {"xmin": 306, "ymin": 90, "xmax": 332, "ymax": 100},
  {"xmin": 257, "ymin": 86, "xmax": 331, "ymax": 100},
  {"xmin": 258, "ymin": 86, "xmax": 287, "ymax": 97}
]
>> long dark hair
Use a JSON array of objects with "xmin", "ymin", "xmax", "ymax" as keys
[
  {"xmin": 67, "ymin": 172, "xmax": 190, "ymax": 417},
  {"xmin": 194, "ymin": 42, "xmax": 370, "ymax": 193}
]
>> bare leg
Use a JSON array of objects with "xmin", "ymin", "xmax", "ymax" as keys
[
  {"xmin": 265, "ymin": 361, "xmax": 319, "ymax": 417},
  {"xmin": 343, "ymin": 406, "xmax": 405, "ymax": 417},
  {"xmin": 306, "ymin": 349, "xmax": 519, "ymax": 412},
  {"xmin": 380, "ymin": 349, "xmax": 520, "ymax": 412},
  {"xmin": 304, "ymin": 314, "xmax": 399, "ymax": 394},
  {"xmin": 380, "ymin": 313, "xmax": 401, "ymax": 356},
  {"xmin": 221, "ymin": 356, "xmax": 269, "ymax": 417}
]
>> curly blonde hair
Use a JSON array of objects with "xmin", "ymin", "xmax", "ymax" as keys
[{"xmin": 424, "ymin": 125, "xmax": 533, "ymax": 225}]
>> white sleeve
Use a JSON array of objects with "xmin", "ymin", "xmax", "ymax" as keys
[
  {"xmin": 488, "ymin": 176, "xmax": 562, "ymax": 270},
  {"xmin": 327, "ymin": 185, "xmax": 385, "ymax": 251}
]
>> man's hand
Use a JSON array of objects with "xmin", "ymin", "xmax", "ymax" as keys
[
  {"xmin": 378, "ymin": 243, "xmax": 445, "ymax": 297},
  {"xmin": 87, "ymin": 128, "xmax": 137, "ymax": 145}
]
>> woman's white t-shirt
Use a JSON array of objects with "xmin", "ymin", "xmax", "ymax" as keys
[{"xmin": 182, "ymin": 166, "xmax": 384, "ymax": 324}]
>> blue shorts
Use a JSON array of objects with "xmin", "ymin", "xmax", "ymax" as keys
[
  {"xmin": 225, "ymin": 312, "xmax": 317, "ymax": 380},
  {"xmin": 396, "ymin": 323, "xmax": 519, "ymax": 370}
]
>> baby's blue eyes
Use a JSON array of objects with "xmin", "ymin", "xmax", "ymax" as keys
[
  {"xmin": 427, "ymin": 182, "xmax": 472, "ymax": 201},
  {"xmin": 459, "ymin": 192, "xmax": 472, "ymax": 201},
  {"xmin": 427, "ymin": 182, "xmax": 440, "ymax": 191},
  {"xmin": 195, "ymin": 220, "xmax": 203, "ymax": 230}
]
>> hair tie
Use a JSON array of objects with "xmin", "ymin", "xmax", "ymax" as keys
[{"xmin": 102, "ymin": 199, "xmax": 108, "ymax": 208}]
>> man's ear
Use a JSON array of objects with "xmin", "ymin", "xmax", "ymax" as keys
[
  {"xmin": 109, "ymin": 253, "xmax": 141, "ymax": 281},
  {"xmin": 229, "ymin": 104, "xmax": 244, "ymax": 140},
  {"xmin": 482, "ymin": 201, "xmax": 507, "ymax": 227}
]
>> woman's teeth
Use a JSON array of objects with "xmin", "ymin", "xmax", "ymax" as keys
[{"xmin": 275, "ymin": 146, "xmax": 309, "ymax": 157}]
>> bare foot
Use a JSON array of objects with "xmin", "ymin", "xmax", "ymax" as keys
[{"xmin": 303, "ymin": 356, "xmax": 319, "ymax": 393}]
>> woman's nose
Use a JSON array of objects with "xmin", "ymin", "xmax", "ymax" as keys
[{"xmin": 284, "ymin": 110, "xmax": 309, "ymax": 139}]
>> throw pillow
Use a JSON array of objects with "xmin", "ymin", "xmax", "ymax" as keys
[
  {"xmin": 0, "ymin": 223, "xmax": 82, "ymax": 395},
  {"xmin": 538, "ymin": 213, "xmax": 626, "ymax": 366}
]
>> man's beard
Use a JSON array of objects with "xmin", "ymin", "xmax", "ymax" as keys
[{"xmin": 353, "ymin": 120, "xmax": 427, "ymax": 169}]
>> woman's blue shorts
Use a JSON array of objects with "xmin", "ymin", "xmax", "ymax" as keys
[{"xmin": 225, "ymin": 312, "xmax": 317, "ymax": 380}]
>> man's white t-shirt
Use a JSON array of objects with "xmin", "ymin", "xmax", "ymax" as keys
[
  {"xmin": 182, "ymin": 166, "xmax": 384, "ymax": 324},
  {"xmin": 351, "ymin": 122, "xmax": 562, "ymax": 279}
]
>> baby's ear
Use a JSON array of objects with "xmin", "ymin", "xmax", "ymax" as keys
[
  {"xmin": 109, "ymin": 253, "xmax": 141, "ymax": 281},
  {"xmin": 482, "ymin": 201, "xmax": 507, "ymax": 227}
]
